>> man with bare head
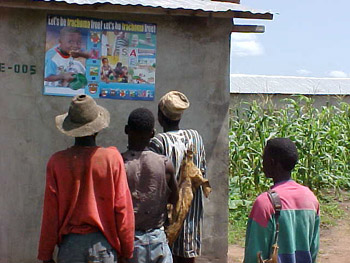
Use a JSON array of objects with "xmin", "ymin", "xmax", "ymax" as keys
[{"xmin": 244, "ymin": 138, "xmax": 320, "ymax": 263}]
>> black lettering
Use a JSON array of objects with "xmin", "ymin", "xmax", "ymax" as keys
[
  {"xmin": 0, "ymin": 63, "xmax": 5, "ymax": 72},
  {"xmin": 22, "ymin": 64, "xmax": 28, "ymax": 73},
  {"xmin": 14, "ymin": 64, "xmax": 20, "ymax": 73},
  {"xmin": 30, "ymin": 65, "xmax": 36, "ymax": 75}
]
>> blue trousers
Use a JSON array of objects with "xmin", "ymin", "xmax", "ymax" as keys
[
  {"xmin": 57, "ymin": 232, "xmax": 117, "ymax": 263},
  {"xmin": 128, "ymin": 228, "xmax": 173, "ymax": 263}
]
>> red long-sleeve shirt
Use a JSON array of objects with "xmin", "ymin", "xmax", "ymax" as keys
[{"xmin": 38, "ymin": 146, "xmax": 134, "ymax": 261}]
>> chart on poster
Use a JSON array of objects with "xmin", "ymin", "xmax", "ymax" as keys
[{"xmin": 43, "ymin": 15, "xmax": 157, "ymax": 101}]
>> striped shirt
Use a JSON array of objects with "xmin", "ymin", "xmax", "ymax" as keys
[
  {"xmin": 244, "ymin": 180, "xmax": 320, "ymax": 263},
  {"xmin": 149, "ymin": 129, "xmax": 206, "ymax": 258}
]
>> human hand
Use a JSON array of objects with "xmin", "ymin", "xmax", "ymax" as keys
[
  {"xmin": 71, "ymin": 50, "xmax": 90, "ymax": 59},
  {"xmin": 62, "ymin": 72, "xmax": 75, "ymax": 82},
  {"xmin": 70, "ymin": 50, "xmax": 82, "ymax": 58}
]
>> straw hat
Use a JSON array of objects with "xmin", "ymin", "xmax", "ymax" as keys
[
  {"xmin": 158, "ymin": 91, "xmax": 190, "ymax": 121},
  {"xmin": 55, "ymin": 94, "xmax": 110, "ymax": 137}
]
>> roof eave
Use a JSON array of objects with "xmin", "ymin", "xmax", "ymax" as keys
[{"xmin": 0, "ymin": 0, "xmax": 273, "ymax": 20}]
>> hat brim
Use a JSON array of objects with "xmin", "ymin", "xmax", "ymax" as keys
[{"xmin": 55, "ymin": 105, "xmax": 110, "ymax": 137}]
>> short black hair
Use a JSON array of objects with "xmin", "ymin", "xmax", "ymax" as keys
[
  {"xmin": 102, "ymin": 57, "xmax": 108, "ymax": 62},
  {"xmin": 265, "ymin": 138, "xmax": 298, "ymax": 171},
  {"xmin": 60, "ymin": 27, "xmax": 82, "ymax": 37},
  {"xmin": 128, "ymin": 108, "xmax": 154, "ymax": 132}
]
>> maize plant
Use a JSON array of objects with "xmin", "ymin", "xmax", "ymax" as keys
[{"xmin": 229, "ymin": 95, "xmax": 350, "ymax": 208}]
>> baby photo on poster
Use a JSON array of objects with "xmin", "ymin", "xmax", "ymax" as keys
[{"xmin": 43, "ymin": 15, "xmax": 157, "ymax": 101}]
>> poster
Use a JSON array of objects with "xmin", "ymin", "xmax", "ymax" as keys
[{"xmin": 43, "ymin": 15, "xmax": 156, "ymax": 101}]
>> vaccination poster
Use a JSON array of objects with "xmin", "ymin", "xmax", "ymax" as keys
[{"xmin": 43, "ymin": 15, "xmax": 157, "ymax": 101}]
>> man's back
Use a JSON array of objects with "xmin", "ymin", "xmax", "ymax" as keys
[
  {"xmin": 149, "ymin": 129, "xmax": 207, "ymax": 258},
  {"xmin": 150, "ymin": 129, "xmax": 205, "ymax": 180},
  {"xmin": 122, "ymin": 150, "xmax": 172, "ymax": 231},
  {"xmin": 244, "ymin": 180, "xmax": 320, "ymax": 263},
  {"xmin": 39, "ymin": 146, "xmax": 134, "ymax": 260}
]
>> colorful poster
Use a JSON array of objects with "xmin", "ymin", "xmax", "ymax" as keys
[{"xmin": 43, "ymin": 15, "xmax": 156, "ymax": 101}]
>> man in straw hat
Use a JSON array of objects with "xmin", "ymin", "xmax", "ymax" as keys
[
  {"xmin": 38, "ymin": 94, "xmax": 135, "ymax": 263},
  {"xmin": 149, "ymin": 91, "xmax": 207, "ymax": 263}
]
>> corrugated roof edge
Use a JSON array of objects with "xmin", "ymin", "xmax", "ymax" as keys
[
  {"xmin": 33, "ymin": 0, "xmax": 273, "ymax": 19},
  {"xmin": 231, "ymin": 74, "xmax": 350, "ymax": 80},
  {"xmin": 230, "ymin": 74, "xmax": 350, "ymax": 95}
]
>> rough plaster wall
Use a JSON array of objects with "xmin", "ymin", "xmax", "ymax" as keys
[{"xmin": 0, "ymin": 7, "xmax": 231, "ymax": 263}]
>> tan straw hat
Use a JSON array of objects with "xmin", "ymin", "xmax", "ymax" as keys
[
  {"xmin": 158, "ymin": 91, "xmax": 190, "ymax": 121},
  {"xmin": 55, "ymin": 94, "xmax": 110, "ymax": 137}
]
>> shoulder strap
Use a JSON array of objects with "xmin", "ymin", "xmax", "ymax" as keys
[
  {"xmin": 267, "ymin": 190, "xmax": 282, "ymax": 244},
  {"xmin": 267, "ymin": 190, "xmax": 282, "ymax": 217}
]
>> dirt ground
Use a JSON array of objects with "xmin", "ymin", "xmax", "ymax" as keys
[{"xmin": 228, "ymin": 201, "xmax": 350, "ymax": 263}]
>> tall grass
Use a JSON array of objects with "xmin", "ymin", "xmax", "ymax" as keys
[{"xmin": 229, "ymin": 96, "xmax": 350, "ymax": 238}]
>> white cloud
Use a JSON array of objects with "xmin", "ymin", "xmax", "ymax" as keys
[
  {"xmin": 328, "ymin": 70, "xmax": 348, "ymax": 78},
  {"xmin": 296, "ymin": 69, "xmax": 312, "ymax": 76},
  {"xmin": 231, "ymin": 34, "xmax": 264, "ymax": 57}
]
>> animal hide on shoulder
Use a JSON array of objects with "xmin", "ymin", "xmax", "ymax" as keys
[{"xmin": 166, "ymin": 150, "xmax": 211, "ymax": 246}]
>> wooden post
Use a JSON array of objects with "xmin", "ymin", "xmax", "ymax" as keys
[{"xmin": 232, "ymin": 25, "xmax": 265, "ymax": 33}]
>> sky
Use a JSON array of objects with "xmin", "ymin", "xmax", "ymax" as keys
[{"xmin": 230, "ymin": 0, "xmax": 350, "ymax": 78}]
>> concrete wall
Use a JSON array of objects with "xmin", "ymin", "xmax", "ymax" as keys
[{"xmin": 0, "ymin": 7, "xmax": 231, "ymax": 263}]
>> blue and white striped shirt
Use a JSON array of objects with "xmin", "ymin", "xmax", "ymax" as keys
[{"xmin": 149, "ymin": 129, "xmax": 207, "ymax": 258}]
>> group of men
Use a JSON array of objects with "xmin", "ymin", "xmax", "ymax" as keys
[
  {"xmin": 37, "ymin": 90, "xmax": 320, "ymax": 263},
  {"xmin": 38, "ymin": 91, "xmax": 206, "ymax": 263}
]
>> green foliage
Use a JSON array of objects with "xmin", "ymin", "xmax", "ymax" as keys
[
  {"xmin": 230, "ymin": 95, "xmax": 350, "ymax": 198},
  {"xmin": 228, "ymin": 95, "xmax": 350, "ymax": 244},
  {"xmin": 318, "ymin": 190, "xmax": 349, "ymax": 228},
  {"xmin": 320, "ymin": 200, "xmax": 345, "ymax": 228},
  {"xmin": 228, "ymin": 199, "xmax": 251, "ymax": 246}
]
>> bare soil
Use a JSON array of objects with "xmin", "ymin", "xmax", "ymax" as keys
[
  {"xmin": 318, "ymin": 201, "xmax": 350, "ymax": 263},
  {"xmin": 228, "ymin": 201, "xmax": 350, "ymax": 263}
]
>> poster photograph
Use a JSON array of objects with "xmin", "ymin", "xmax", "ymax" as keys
[{"xmin": 43, "ymin": 15, "xmax": 157, "ymax": 101}]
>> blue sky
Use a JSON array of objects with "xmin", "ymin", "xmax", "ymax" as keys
[{"xmin": 231, "ymin": 0, "xmax": 350, "ymax": 78}]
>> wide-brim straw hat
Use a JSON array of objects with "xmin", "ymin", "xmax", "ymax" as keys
[
  {"xmin": 55, "ymin": 94, "xmax": 110, "ymax": 137},
  {"xmin": 158, "ymin": 91, "xmax": 190, "ymax": 121}
]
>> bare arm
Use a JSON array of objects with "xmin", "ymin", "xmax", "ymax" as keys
[
  {"xmin": 114, "ymin": 151, "xmax": 135, "ymax": 258},
  {"xmin": 44, "ymin": 72, "xmax": 75, "ymax": 82},
  {"xmin": 166, "ymin": 159, "xmax": 178, "ymax": 206}
]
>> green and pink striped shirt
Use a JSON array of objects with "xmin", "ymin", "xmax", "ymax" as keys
[{"xmin": 244, "ymin": 180, "xmax": 320, "ymax": 263}]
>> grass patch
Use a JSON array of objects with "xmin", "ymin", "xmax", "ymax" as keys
[
  {"xmin": 319, "ymin": 191, "xmax": 349, "ymax": 229},
  {"xmin": 228, "ymin": 201, "xmax": 251, "ymax": 246},
  {"xmin": 320, "ymin": 201, "xmax": 344, "ymax": 228},
  {"xmin": 228, "ymin": 211, "xmax": 248, "ymax": 246}
]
